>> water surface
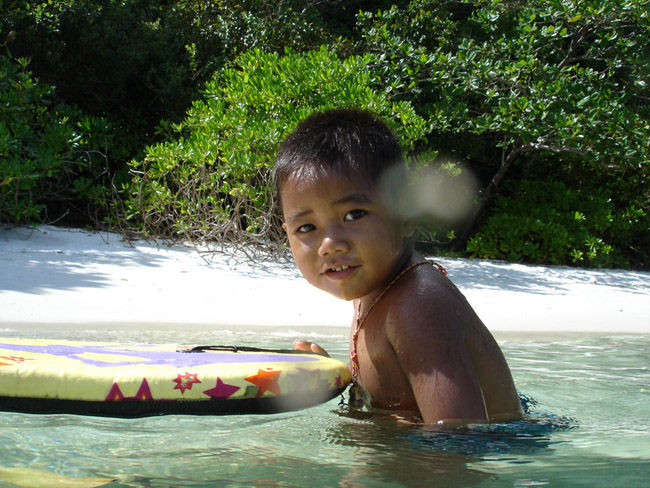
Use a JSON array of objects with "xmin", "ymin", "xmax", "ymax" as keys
[{"xmin": 0, "ymin": 327, "xmax": 647, "ymax": 487}]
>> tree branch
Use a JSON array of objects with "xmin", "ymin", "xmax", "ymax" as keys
[{"xmin": 453, "ymin": 140, "xmax": 587, "ymax": 250}]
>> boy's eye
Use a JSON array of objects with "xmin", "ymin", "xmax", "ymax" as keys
[
  {"xmin": 297, "ymin": 223, "xmax": 315, "ymax": 233},
  {"xmin": 344, "ymin": 209, "xmax": 366, "ymax": 221}
]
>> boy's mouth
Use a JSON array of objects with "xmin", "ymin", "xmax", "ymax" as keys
[
  {"xmin": 324, "ymin": 264, "xmax": 358, "ymax": 279},
  {"xmin": 329, "ymin": 265, "xmax": 349, "ymax": 272}
]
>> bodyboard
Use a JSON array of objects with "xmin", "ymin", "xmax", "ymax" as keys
[{"xmin": 0, "ymin": 338, "xmax": 350, "ymax": 418}]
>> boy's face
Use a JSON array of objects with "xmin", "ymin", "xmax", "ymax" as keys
[{"xmin": 280, "ymin": 169, "xmax": 411, "ymax": 301}]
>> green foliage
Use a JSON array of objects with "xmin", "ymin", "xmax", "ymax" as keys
[
  {"xmin": 124, "ymin": 47, "xmax": 428, "ymax": 246},
  {"xmin": 0, "ymin": 53, "xmax": 112, "ymax": 225},
  {"xmin": 356, "ymin": 0, "xmax": 650, "ymax": 267},
  {"xmin": 359, "ymin": 0, "xmax": 649, "ymax": 156},
  {"xmin": 466, "ymin": 180, "xmax": 634, "ymax": 268},
  {"xmin": 0, "ymin": 0, "xmax": 345, "ymax": 228},
  {"xmin": 1, "ymin": 0, "xmax": 335, "ymax": 142},
  {"xmin": 1, "ymin": 0, "xmax": 648, "ymax": 267}
]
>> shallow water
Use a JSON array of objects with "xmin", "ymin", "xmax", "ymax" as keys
[{"xmin": 0, "ymin": 327, "xmax": 648, "ymax": 487}]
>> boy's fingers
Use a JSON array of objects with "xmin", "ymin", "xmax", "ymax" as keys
[
  {"xmin": 310, "ymin": 343, "xmax": 329, "ymax": 357},
  {"xmin": 292, "ymin": 339, "xmax": 311, "ymax": 350},
  {"xmin": 293, "ymin": 340, "xmax": 329, "ymax": 357}
]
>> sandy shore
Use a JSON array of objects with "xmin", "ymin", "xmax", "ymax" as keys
[{"xmin": 1, "ymin": 226, "xmax": 649, "ymax": 335}]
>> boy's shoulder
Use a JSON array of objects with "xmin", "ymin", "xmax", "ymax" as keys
[
  {"xmin": 385, "ymin": 261, "xmax": 474, "ymax": 335},
  {"xmin": 392, "ymin": 260, "xmax": 461, "ymax": 305}
]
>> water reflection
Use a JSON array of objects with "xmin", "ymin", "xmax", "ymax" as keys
[{"xmin": 320, "ymin": 398, "xmax": 576, "ymax": 487}]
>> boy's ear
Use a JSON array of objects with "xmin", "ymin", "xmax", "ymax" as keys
[{"xmin": 282, "ymin": 222, "xmax": 288, "ymax": 233}]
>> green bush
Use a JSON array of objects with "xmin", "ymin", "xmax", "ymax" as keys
[
  {"xmin": 466, "ymin": 180, "xmax": 631, "ymax": 268},
  {"xmin": 356, "ymin": 0, "xmax": 650, "ymax": 266},
  {"xmin": 2, "ymin": 0, "xmax": 648, "ymax": 268},
  {"xmin": 1, "ymin": 0, "xmax": 336, "ymax": 158},
  {"xmin": 0, "ymin": 53, "xmax": 112, "ymax": 225},
  {"xmin": 123, "ymin": 47, "xmax": 428, "ymax": 247}
]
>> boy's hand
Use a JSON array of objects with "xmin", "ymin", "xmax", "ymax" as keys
[{"xmin": 293, "ymin": 339, "xmax": 329, "ymax": 357}]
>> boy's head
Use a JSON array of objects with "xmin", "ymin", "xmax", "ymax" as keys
[
  {"xmin": 274, "ymin": 109, "xmax": 416, "ymax": 300},
  {"xmin": 273, "ymin": 108, "xmax": 407, "ymax": 212}
]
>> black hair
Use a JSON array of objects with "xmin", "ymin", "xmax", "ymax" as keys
[{"xmin": 273, "ymin": 108, "xmax": 406, "ymax": 206}]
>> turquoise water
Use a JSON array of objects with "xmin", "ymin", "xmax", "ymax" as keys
[{"xmin": 0, "ymin": 328, "xmax": 648, "ymax": 487}]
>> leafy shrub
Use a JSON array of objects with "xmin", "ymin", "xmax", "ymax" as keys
[
  {"xmin": 2, "ymin": 0, "xmax": 648, "ymax": 268},
  {"xmin": 0, "ymin": 53, "xmax": 112, "ymax": 226},
  {"xmin": 466, "ymin": 180, "xmax": 631, "ymax": 268},
  {"xmin": 1, "ymin": 0, "xmax": 336, "ymax": 159},
  {"xmin": 356, "ymin": 0, "xmax": 650, "ymax": 265},
  {"xmin": 123, "ymin": 47, "xmax": 428, "ymax": 247}
]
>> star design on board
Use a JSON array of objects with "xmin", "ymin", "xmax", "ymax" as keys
[
  {"xmin": 0, "ymin": 356, "xmax": 33, "ymax": 372},
  {"xmin": 244, "ymin": 368, "xmax": 282, "ymax": 397},
  {"xmin": 0, "ymin": 356, "xmax": 32, "ymax": 364},
  {"xmin": 202, "ymin": 377, "xmax": 240, "ymax": 399},
  {"xmin": 173, "ymin": 372, "xmax": 202, "ymax": 394},
  {"xmin": 105, "ymin": 378, "xmax": 154, "ymax": 401}
]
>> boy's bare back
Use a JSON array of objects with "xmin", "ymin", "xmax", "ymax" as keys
[{"xmin": 351, "ymin": 251, "xmax": 523, "ymax": 424}]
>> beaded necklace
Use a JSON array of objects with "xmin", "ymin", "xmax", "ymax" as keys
[{"xmin": 349, "ymin": 259, "xmax": 447, "ymax": 381}]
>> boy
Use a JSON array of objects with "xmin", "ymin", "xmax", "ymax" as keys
[{"xmin": 273, "ymin": 108, "xmax": 523, "ymax": 425}]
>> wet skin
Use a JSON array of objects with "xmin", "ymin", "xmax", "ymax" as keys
[{"xmin": 281, "ymin": 171, "xmax": 523, "ymax": 424}]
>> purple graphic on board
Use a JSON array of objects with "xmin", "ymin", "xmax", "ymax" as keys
[
  {"xmin": 0, "ymin": 343, "xmax": 318, "ymax": 368},
  {"xmin": 202, "ymin": 377, "xmax": 241, "ymax": 398}
]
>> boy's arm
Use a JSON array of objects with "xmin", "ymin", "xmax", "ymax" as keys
[{"xmin": 386, "ymin": 290, "xmax": 489, "ymax": 425}]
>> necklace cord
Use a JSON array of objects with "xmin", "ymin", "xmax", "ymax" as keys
[{"xmin": 349, "ymin": 260, "xmax": 447, "ymax": 380}]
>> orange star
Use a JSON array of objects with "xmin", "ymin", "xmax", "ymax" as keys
[{"xmin": 244, "ymin": 368, "xmax": 282, "ymax": 397}]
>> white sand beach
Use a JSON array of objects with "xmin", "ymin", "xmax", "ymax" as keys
[{"xmin": 1, "ymin": 225, "xmax": 649, "ymax": 335}]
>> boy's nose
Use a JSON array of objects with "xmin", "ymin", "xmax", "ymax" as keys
[{"xmin": 318, "ymin": 228, "xmax": 349, "ymax": 257}]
